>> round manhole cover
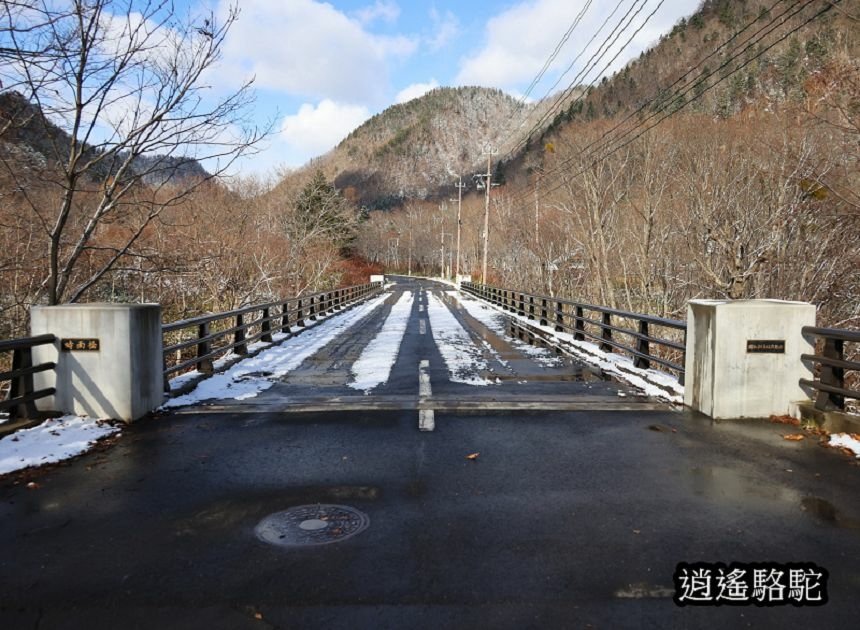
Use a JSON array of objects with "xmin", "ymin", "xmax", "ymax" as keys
[{"xmin": 255, "ymin": 504, "xmax": 370, "ymax": 547}]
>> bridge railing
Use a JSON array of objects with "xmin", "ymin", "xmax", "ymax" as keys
[
  {"xmin": 800, "ymin": 326, "xmax": 860, "ymax": 412},
  {"xmin": 162, "ymin": 282, "xmax": 381, "ymax": 389},
  {"xmin": 461, "ymin": 282, "xmax": 687, "ymax": 381},
  {"xmin": 0, "ymin": 334, "xmax": 58, "ymax": 421}
]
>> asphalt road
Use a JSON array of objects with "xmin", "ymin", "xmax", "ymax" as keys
[{"xmin": 1, "ymin": 277, "xmax": 859, "ymax": 629}]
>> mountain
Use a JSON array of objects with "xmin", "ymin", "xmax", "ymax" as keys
[
  {"xmin": 276, "ymin": 87, "xmax": 541, "ymax": 209},
  {"xmin": 0, "ymin": 90, "xmax": 210, "ymax": 186}
]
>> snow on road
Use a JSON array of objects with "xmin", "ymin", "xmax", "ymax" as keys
[
  {"xmin": 448, "ymin": 290, "xmax": 562, "ymax": 367},
  {"xmin": 162, "ymin": 293, "xmax": 390, "ymax": 408},
  {"xmin": 426, "ymin": 292, "xmax": 493, "ymax": 386},
  {"xmin": 0, "ymin": 416, "xmax": 120, "ymax": 476},
  {"xmin": 350, "ymin": 291, "xmax": 414, "ymax": 392},
  {"xmin": 455, "ymin": 290, "xmax": 683, "ymax": 403}
]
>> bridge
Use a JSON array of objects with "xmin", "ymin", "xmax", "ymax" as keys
[{"xmin": 1, "ymin": 276, "xmax": 859, "ymax": 627}]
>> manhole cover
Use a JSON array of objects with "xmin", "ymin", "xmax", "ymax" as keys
[{"xmin": 255, "ymin": 504, "xmax": 370, "ymax": 547}]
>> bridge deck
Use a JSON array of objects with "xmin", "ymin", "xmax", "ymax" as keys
[{"xmin": 2, "ymin": 278, "xmax": 859, "ymax": 628}]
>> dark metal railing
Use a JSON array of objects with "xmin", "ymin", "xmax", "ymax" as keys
[
  {"xmin": 800, "ymin": 326, "xmax": 860, "ymax": 411},
  {"xmin": 0, "ymin": 334, "xmax": 58, "ymax": 421},
  {"xmin": 162, "ymin": 282, "xmax": 382, "ymax": 390},
  {"xmin": 461, "ymin": 282, "xmax": 687, "ymax": 380}
]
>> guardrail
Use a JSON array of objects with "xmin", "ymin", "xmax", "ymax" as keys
[
  {"xmin": 0, "ymin": 334, "xmax": 58, "ymax": 421},
  {"xmin": 162, "ymin": 282, "xmax": 382, "ymax": 390},
  {"xmin": 800, "ymin": 326, "xmax": 860, "ymax": 412},
  {"xmin": 461, "ymin": 282, "xmax": 687, "ymax": 380}
]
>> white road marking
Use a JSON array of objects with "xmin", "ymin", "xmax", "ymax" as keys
[
  {"xmin": 418, "ymin": 359, "xmax": 434, "ymax": 432},
  {"xmin": 419, "ymin": 319, "xmax": 426, "ymax": 335},
  {"xmin": 419, "ymin": 304, "xmax": 424, "ymax": 312}
]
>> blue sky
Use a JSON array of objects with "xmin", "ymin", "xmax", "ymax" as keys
[{"xmin": 191, "ymin": 0, "xmax": 702, "ymax": 176}]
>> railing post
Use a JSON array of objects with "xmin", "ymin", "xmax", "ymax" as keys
[
  {"xmin": 335, "ymin": 289, "xmax": 341, "ymax": 309},
  {"xmin": 518, "ymin": 293, "xmax": 525, "ymax": 317},
  {"xmin": 601, "ymin": 312, "xmax": 613, "ymax": 352},
  {"xmin": 540, "ymin": 298, "xmax": 548, "ymax": 326},
  {"xmin": 261, "ymin": 307, "xmax": 273, "ymax": 342},
  {"xmin": 555, "ymin": 301, "xmax": 564, "ymax": 332},
  {"xmin": 635, "ymin": 320, "xmax": 650, "ymax": 370},
  {"xmin": 327, "ymin": 292, "xmax": 334, "ymax": 314},
  {"xmin": 234, "ymin": 313, "xmax": 248, "ymax": 354},
  {"xmin": 8, "ymin": 347, "xmax": 38, "ymax": 420},
  {"xmin": 297, "ymin": 299, "xmax": 305, "ymax": 326},
  {"xmin": 281, "ymin": 302, "xmax": 291, "ymax": 334},
  {"xmin": 197, "ymin": 322, "xmax": 213, "ymax": 373},
  {"xmin": 574, "ymin": 306, "xmax": 585, "ymax": 341},
  {"xmin": 308, "ymin": 297, "xmax": 317, "ymax": 320},
  {"xmin": 528, "ymin": 296, "xmax": 535, "ymax": 320},
  {"xmin": 816, "ymin": 337, "xmax": 845, "ymax": 410}
]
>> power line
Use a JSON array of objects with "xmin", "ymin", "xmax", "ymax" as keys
[
  {"xmin": 520, "ymin": 0, "xmax": 838, "ymax": 207},
  {"xmin": 520, "ymin": 0, "xmax": 594, "ymax": 103},
  {"xmin": 535, "ymin": 0, "xmax": 806, "ymax": 187},
  {"xmin": 503, "ymin": 0, "xmax": 814, "ymax": 208},
  {"xmin": 498, "ymin": 0, "xmax": 648, "ymax": 156},
  {"xmin": 488, "ymin": 0, "xmax": 601, "ymax": 160}
]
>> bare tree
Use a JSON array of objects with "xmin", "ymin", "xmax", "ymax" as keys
[{"xmin": 0, "ymin": 0, "xmax": 268, "ymax": 304}]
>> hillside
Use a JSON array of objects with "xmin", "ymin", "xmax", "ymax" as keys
[{"xmin": 514, "ymin": 0, "xmax": 860, "ymax": 168}]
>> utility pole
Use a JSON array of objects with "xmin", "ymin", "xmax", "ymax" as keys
[
  {"xmin": 454, "ymin": 176, "xmax": 466, "ymax": 279},
  {"xmin": 534, "ymin": 168, "xmax": 541, "ymax": 246},
  {"xmin": 480, "ymin": 144, "xmax": 498, "ymax": 286},
  {"xmin": 407, "ymin": 207, "xmax": 413, "ymax": 276},
  {"xmin": 439, "ymin": 203, "xmax": 447, "ymax": 279}
]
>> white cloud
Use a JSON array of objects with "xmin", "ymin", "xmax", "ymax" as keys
[
  {"xmin": 353, "ymin": 1, "xmax": 400, "ymax": 25},
  {"xmin": 218, "ymin": 0, "xmax": 416, "ymax": 105},
  {"xmin": 395, "ymin": 80, "xmax": 439, "ymax": 104},
  {"xmin": 456, "ymin": 0, "xmax": 699, "ymax": 92},
  {"xmin": 427, "ymin": 8, "xmax": 459, "ymax": 51},
  {"xmin": 280, "ymin": 100, "xmax": 371, "ymax": 158}
]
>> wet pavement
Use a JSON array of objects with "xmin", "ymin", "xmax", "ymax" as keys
[{"xmin": 1, "ymin": 277, "xmax": 859, "ymax": 629}]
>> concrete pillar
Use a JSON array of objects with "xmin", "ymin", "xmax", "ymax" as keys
[
  {"xmin": 30, "ymin": 304, "xmax": 164, "ymax": 422},
  {"xmin": 684, "ymin": 299, "xmax": 816, "ymax": 419}
]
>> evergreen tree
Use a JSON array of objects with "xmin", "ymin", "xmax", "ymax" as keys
[{"xmin": 294, "ymin": 170, "xmax": 356, "ymax": 247}]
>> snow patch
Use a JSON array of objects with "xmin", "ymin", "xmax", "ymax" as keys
[
  {"xmin": 829, "ymin": 433, "xmax": 860, "ymax": 458},
  {"xmin": 0, "ymin": 416, "xmax": 120, "ymax": 476},
  {"xmin": 426, "ymin": 293, "xmax": 493, "ymax": 386},
  {"xmin": 349, "ymin": 291, "xmax": 414, "ymax": 392},
  {"xmin": 162, "ymin": 293, "xmax": 390, "ymax": 408}
]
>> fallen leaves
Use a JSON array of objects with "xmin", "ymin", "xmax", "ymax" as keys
[
  {"xmin": 770, "ymin": 414, "xmax": 800, "ymax": 426},
  {"xmin": 466, "ymin": 452, "xmax": 480, "ymax": 461},
  {"xmin": 783, "ymin": 434, "xmax": 805, "ymax": 441}
]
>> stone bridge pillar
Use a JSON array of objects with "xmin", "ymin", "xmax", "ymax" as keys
[
  {"xmin": 30, "ymin": 304, "xmax": 164, "ymax": 422},
  {"xmin": 684, "ymin": 299, "xmax": 816, "ymax": 419}
]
